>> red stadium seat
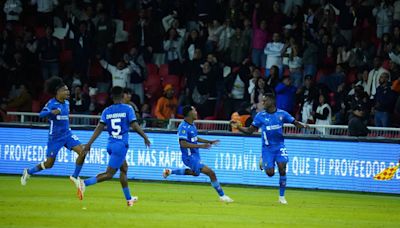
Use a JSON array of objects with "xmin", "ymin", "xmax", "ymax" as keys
[
  {"xmin": 96, "ymin": 92, "xmax": 109, "ymax": 106},
  {"xmin": 88, "ymin": 61, "xmax": 104, "ymax": 82},
  {"xmin": 146, "ymin": 63, "xmax": 158, "ymax": 75},
  {"xmin": 159, "ymin": 64, "xmax": 169, "ymax": 78},
  {"xmin": 59, "ymin": 50, "xmax": 73, "ymax": 63},
  {"xmin": 31, "ymin": 100, "xmax": 41, "ymax": 113},
  {"xmin": 35, "ymin": 26, "xmax": 46, "ymax": 38}
]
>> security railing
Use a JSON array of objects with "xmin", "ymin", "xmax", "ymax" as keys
[{"xmin": 3, "ymin": 112, "xmax": 400, "ymax": 138}]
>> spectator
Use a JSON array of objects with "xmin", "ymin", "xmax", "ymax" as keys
[
  {"xmin": 0, "ymin": 102, "xmax": 7, "ymax": 121},
  {"xmin": 275, "ymin": 76, "xmax": 297, "ymax": 114},
  {"xmin": 218, "ymin": 18, "xmax": 235, "ymax": 54},
  {"xmin": 99, "ymin": 58, "xmax": 131, "ymax": 88},
  {"xmin": 163, "ymin": 28, "xmax": 183, "ymax": 75},
  {"xmin": 367, "ymin": 57, "xmax": 390, "ymax": 98},
  {"xmin": 70, "ymin": 86, "xmax": 90, "ymax": 114},
  {"xmin": 183, "ymin": 29, "xmax": 205, "ymax": 61},
  {"xmin": 230, "ymin": 101, "xmax": 252, "ymax": 133},
  {"xmin": 372, "ymin": 0, "xmax": 394, "ymax": 38},
  {"xmin": 70, "ymin": 20, "xmax": 94, "ymax": 80},
  {"xmin": 288, "ymin": 43, "xmax": 303, "ymax": 88},
  {"xmin": 251, "ymin": 3, "xmax": 269, "ymax": 68},
  {"xmin": 264, "ymin": 33, "xmax": 285, "ymax": 77},
  {"xmin": 3, "ymin": 0, "xmax": 23, "ymax": 23},
  {"xmin": 266, "ymin": 65, "xmax": 280, "ymax": 90},
  {"xmin": 6, "ymin": 84, "xmax": 32, "ymax": 112},
  {"xmin": 192, "ymin": 61, "xmax": 217, "ymax": 118},
  {"xmin": 313, "ymin": 94, "xmax": 332, "ymax": 134},
  {"xmin": 31, "ymin": 0, "xmax": 58, "ymax": 27},
  {"xmin": 37, "ymin": 25, "xmax": 60, "ymax": 80},
  {"xmin": 223, "ymin": 63, "xmax": 250, "ymax": 118},
  {"xmin": 250, "ymin": 77, "xmax": 272, "ymax": 115},
  {"xmin": 302, "ymin": 39, "xmax": 319, "ymax": 77},
  {"xmin": 123, "ymin": 88, "xmax": 140, "ymax": 118},
  {"xmin": 124, "ymin": 47, "xmax": 147, "ymax": 104},
  {"xmin": 348, "ymin": 104, "xmax": 370, "ymax": 136},
  {"xmin": 154, "ymin": 84, "xmax": 178, "ymax": 120},
  {"xmin": 228, "ymin": 27, "xmax": 247, "ymax": 65},
  {"xmin": 94, "ymin": 10, "xmax": 115, "ymax": 60},
  {"xmin": 206, "ymin": 19, "xmax": 223, "ymax": 53},
  {"xmin": 374, "ymin": 72, "xmax": 398, "ymax": 127}
]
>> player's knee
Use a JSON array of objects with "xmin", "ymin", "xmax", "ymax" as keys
[
  {"xmin": 45, "ymin": 160, "xmax": 54, "ymax": 169},
  {"xmin": 266, "ymin": 169, "xmax": 274, "ymax": 177},
  {"xmin": 279, "ymin": 169, "xmax": 286, "ymax": 176}
]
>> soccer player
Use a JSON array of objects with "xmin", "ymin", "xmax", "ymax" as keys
[
  {"xmin": 230, "ymin": 93, "xmax": 307, "ymax": 204},
  {"xmin": 21, "ymin": 77, "xmax": 86, "ymax": 186},
  {"xmin": 163, "ymin": 106, "xmax": 233, "ymax": 203},
  {"xmin": 77, "ymin": 86, "xmax": 151, "ymax": 206}
]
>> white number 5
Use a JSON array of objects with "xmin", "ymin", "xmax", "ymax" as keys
[{"xmin": 111, "ymin": 118, "xmax": 121, "ymax": 136}]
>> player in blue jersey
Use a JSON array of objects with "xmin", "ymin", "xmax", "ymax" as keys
[
  {"xmin": 230, "ymin": 93, "xmax": 307, "ymax": 204},
  {"xmin": 21, "ymin": 77, "xmax": 86, "ymax": 187},
  {"xmin": 163, "ymin": 106, "xmax": 233, "ymax": 203},
  {"xmin": 76, "ymin": 86, "xmax": 150, "ymax": 206}
]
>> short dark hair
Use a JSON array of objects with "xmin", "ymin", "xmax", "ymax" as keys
[
  {"xmin": 263, "ymin": 93, "xmax": 276, "ymax": 100},
  {"xmin": 182, "ymin": 105, "xmax": 193, "ymax": 117},
  {"xmin": 111, "ymin": 86, "xmax": 124, "ymax": 100},
  {"xmin": 123, "ymin": 88, "xmax": 132, "ymax": 94},
  {"xmin": 45, "ymin": 77, "xmax": 65, "ymax": 95}
]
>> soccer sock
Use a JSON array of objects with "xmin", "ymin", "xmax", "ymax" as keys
[
  {"xmin": 171, "ymin": 169, "xmax": 186, "ymax": 175},
  {"xmin": 72, "ymin": 164, "xmax": 83, "ymax": 178},
  {"xmin": 122, "ymin": 187, "xmax": 132, "ymax": 200},
  {"xmin": 211, "ymin": 181, "xmax": 225, "ymax": 197},
  {"xmin": 27, "ymin": 166, "xmax": 41, "ymax": 175},
  {"xmin": 279, "ymin": 176, "xmax": 287, "ymax": 197},
  {"xmin": 84, "ymin": 177, "xmax": 97, "ymax": 187}
]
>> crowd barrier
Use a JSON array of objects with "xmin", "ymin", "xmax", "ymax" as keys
[{"xmin": 0, "ymin": 125, "xmax": 398, "ymax": 194}]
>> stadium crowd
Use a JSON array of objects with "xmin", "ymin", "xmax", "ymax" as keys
[{"xmin": 0, "ymin": 0, "xmax": 399, "ymax": 128}]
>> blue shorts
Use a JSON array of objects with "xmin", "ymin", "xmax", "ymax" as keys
[
  {"xmin": 47, "ymin": 134, "xmax": 81, "ymax": 158},
  {"xmin": 182, "ymin": 154, "xmax": 205, "ymax": 176},
  {"xmin": 261, "ymin": 145, "xmax": 289, "ymax": 170},
  {"xmin": 107, "ymin": 141, "xmax": 128, "ymax": 170}
]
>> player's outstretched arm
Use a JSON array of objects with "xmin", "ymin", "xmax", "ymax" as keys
[
  {"xmin": 84, "ymin": 122, "xmax": 105, "ymax": 152},
  {"xmin": 230, "ymin": 120, "xmax": 257, "ymax": 135},
  {"xmin": 179, "ymin": 139, "xmax": 211, "ymax": 149},
  {"xmin": 197, "ymin": 137, "xmax": 220, "ymax": 146},
  {"xmin": 293, "ymin": 120, "xmax": 308, "ymax": 129},
  {"xmin": 130, "ymin": 121, "xmax": 151, "ymax": 147}
]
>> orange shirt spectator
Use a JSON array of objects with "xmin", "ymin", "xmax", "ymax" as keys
[{"xmin": 154, "ymin": 84, "xmax": 178, "ymax": 120}]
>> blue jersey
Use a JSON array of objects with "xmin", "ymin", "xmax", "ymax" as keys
[
  {"xmin": 39, "ymin": 98, "xmax": 71, "ymax": 138},
  {"xmin": 252, "ymin": 109, "xmax": 295, "ymax": 148},
  {"xmin": 177, "ymin": 121, "xmax": 199, "ymax": 157},
  {"xmin": 100, "ymin": 103, "xmax": 136, "ymax": 145}
]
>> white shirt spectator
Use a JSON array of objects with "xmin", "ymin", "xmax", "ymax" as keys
[
  {"xmin": 288, "ymin": 56, "xmax": 302, "ymax": 69},
  {"xmin": 31, "ymin": 0, "xmax": 58, "ymax": 13},
  {"xmin": 366, "ymin": 67, "xmax": 390, "ymax": 98},
  {"xmin": 264, "ymin": 42, "xmax": 285, "ymax": 69},
  {"xmin": 3, "ymin": 0, "xmax": 22, "ymax": 21},
  {"xmin": 100, "ymin": 60, "xmax": 131, "ymax": 88}
]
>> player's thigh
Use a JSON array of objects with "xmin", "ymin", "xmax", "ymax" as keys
[
  {"xmin": 46, "ymin": 138, "xmax": 65, "ymax": 158},
  {"xmin": 261, "ymin": 150, "xmax": 276, "ymax": 170},
  {"xmin": 276, "ymin": 147, "xmax": 289, "ymax": 164},
  {"xmin": 183, "ymin": 156, "xmax": 204, "ymax": 176},
  {"xmin": 65, "ymin": 134, "xmax": 83, "ymax": 154},
  {"xmin": 120, "ymin": 160, "xmax": 128, "ymax": 174},
  {"xmin": 108, "ymin": 142, "xmax": 128, "ymax": 170}
]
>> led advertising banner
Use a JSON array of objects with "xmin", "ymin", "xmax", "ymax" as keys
[{"xmin": 0, "ymin": 127, "xmax": 398, "ymax": 194}]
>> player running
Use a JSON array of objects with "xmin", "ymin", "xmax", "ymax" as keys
[
  {"xmin": 163, "ymin": 106, "xmax": 233, "ymax": 203},
  {"xmin": 77, "ymin": 86, "xmax": 150, "ymax": 206},
  {"xmin": 230, "ymin": 93, "xmax": 307, "ymax": 204},
  {"xmin": 21, "ymin": 77, "xmax": 86, "ymax": 186}
]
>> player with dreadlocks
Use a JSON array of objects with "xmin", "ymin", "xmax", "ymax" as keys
[{"xmin": 21, "ymin": 77, "xmax": 87, "ymax": 191}]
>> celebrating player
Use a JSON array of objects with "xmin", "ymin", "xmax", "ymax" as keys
[
  {"xmin": 231, "ymin": 93, "xmax": 307, "ymax": 204},
  {"xmin": 163, "ymin": 106, "xmax": 233, "ymax": 203},
  {"xmin": 77, "ymin": 86, "xmax": 150, "ymax": 206},
  {"xmin": 21, "ymin": 77, "xmax": 86, "ymax": 186}
]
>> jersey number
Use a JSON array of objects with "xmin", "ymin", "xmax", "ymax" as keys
[
  {"xmin": 280, "ymin": 148, "xmax": 288, "ymax": 157},
  {"xmin": 111, "ymin": 118, "xmax": 122, "ymax": 136}
]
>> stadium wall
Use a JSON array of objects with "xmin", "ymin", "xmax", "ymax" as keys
[{"xmin": 0, "ymin": 126, "xmax": 399, "ymax": 194}]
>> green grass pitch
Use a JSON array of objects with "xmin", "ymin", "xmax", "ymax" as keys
[{"xmin": 0, "ymin": 175, "xmax": 399, "ymax": 228}]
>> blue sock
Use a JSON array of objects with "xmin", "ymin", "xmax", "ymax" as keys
[
  {"xmin": 171, "ymin": 169, "xmax": 186, "ymax": 175},
  {"xmin": 211, "ymin": 181, "xmax": 224, "ymax": 197},
  {"xmin": 279, "ymin": 176, "xmax": 287, "ymax": 197},
  {"xmin": 84, "ymin": 177, "xmax": 97, "ymax": 187},
  {"xmin": 27, "ymin": 166, "xmax": 40, "ymax": 175},
  {"xmin": 72, "ymin": 165, "xmax": 83, "ymax": 178},
  {"xmin": 122, "ymin": 187, "xmax": 132, "ymax": 200}
]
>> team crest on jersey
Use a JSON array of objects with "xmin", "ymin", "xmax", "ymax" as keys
[
  {"xmin": 181, "ymin": 130, "xmax": 186, "ymax": 134},
  {"xmin": 279, "ymin": 116, "xmax": 283, "ymax": 121}
]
